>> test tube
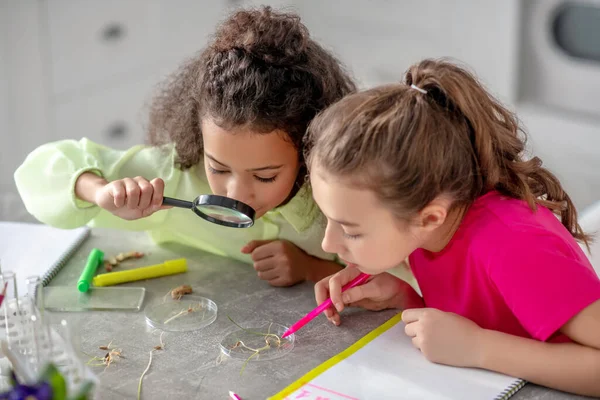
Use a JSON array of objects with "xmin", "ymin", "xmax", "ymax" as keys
[
  {"xmin": 27, "ymin": 315, "xmax": 52, "ymax": 375},
  {"xmin": 26, "ymin": 275, "xmax": 41, "ymax": 314},
  {"xmin": 25, "ymin": 276, "xmax": 52, "ymax": 363},
  {"xmin": 57, "ymin": 319, "xmax": 83, "ymax": 384},
  {"xmin": 26, "ymin": 276, "xmax": 51, "ymax": 342},
  {"xmin": 0, "ymin": 271, "xmax": 21, "ymax": 348}
]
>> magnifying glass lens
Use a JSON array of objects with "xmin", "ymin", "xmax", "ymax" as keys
[
  {"xmin": 163, "ymin": 194, "xmax": 255, "ymax": 228},
  {"xmin": 194, "ymin": 204, "xmax": 253, "ymax": 224}
]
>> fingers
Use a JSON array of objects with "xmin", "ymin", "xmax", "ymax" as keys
[
  {"xmin": 253, "ymin": 258, "xmax": 276, "ymax": 272},
  {"xmin": 329, "ymin": 312, "xmax": 341, "ymax": 326},
  {"xmin": 314, "ymin": 267, "xmax": 368, "ymax": 326},
  {"xmin": 315, "ymin": 277, "xmax": 339, "ymax": 322},
  {"xmin": 329, "ymin": 267, "xmax": 362, "ymax": 312},
  {"xmin": 314, "ymin": 276, "xmax": 342, "ymax": 324},
  {"xmin": 135, "ymin": 176, "xmax": 153, "ymax": 209},
  {"xmin": 122, "ymin": 178, "xmax": 141, "ymax": 209},
  {"xmin": 106, "ymin": 177, "xmax": 167, "ymax": 212},
  {"xmin": 247, "ymin": 241, "xmax": 279, "ymax": 261},
  {"xmin": 253, "ymin": 259, "xmax": 278, "ymax": 281},
  {"xmin": 253, "ymin": 258, "xmax": 287, "ymax": 284},
  {"xmin": 267, "ymin": 276, "xmax": 297, "ymax": 287},
  {"xmin": 402, "ymin": 308, "xmax": 426, "ymax": 324},
  {"xmin": 150, "ymin": 178, "xmax": 165, "ymax": 208},
  {"xmin": 340, "ymin": 279, "xmax": 377, "ymax": 305},
  {"xmin": 314, "ymin": 277, "xmax": 333, "ymax": 316},
  {"xmin": 404, "ymin": 313, "xmax": 422, "ymax": 349},
  {"xmin": 411, "ymin": 335, "xmax": 422, "ymax": 350},
  {"xmin": 241, "ymin": 240, "xmax": 274, "ymax": 255},
  {"xmin": 110, "ymin": 180, "xmax": 127, "ymax": 208},
  {"xmin": 257, "ymin": 269, "xmax": 279, "ymax": 281},
  {"xmin": 313, "ymin": 267, "xmax": 361, "ymax": 326},
  {"xmin": 404, "ymin": 321, "xmax": 418, "ymax": 337}
]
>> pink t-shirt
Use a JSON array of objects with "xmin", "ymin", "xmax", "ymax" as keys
[{"xmin": 409, "ymin": 191, "xmax": 600, "ymax": 342}]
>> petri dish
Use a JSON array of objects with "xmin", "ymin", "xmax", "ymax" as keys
[
  {"xmin": 219, "ymin": 321, "xmax": 294, "ymax": 362},
  {"xmin": 145, "ymin": 296, "xmax": 217, "ymax": 332}
]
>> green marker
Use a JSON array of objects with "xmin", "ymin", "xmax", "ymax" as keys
[{"xmin": 77, "ymin": 248, "xmax": 104, "ymax": 293}]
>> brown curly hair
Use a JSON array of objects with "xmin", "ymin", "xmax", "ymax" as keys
[
  {"xmin": 306, "ymin": 58, "xmax": 590, "ymax": 247},
  {"xmin": 147, "ymin": 6, "xmax": 356, "ymax": 185}
]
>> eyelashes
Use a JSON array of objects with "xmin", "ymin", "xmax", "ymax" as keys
[
  {"xmin": 207, "ymin": 166, "xmax": 278, "ymax": 183},
  {"xmin": 207, "ymin": 166, "xmax": 226, "ymax": 175},
  {"xmin": 255, "ymin": 176, "xmax": 277, "ymax": 183}
]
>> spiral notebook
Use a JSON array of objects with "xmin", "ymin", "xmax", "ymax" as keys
[
  {"xmin": 270, "ymin": 313, "xmax": 525, "ymax": 400},
  {"xmin": 0, "ymin": 222, "xmax": 90, "ymax": 297}
]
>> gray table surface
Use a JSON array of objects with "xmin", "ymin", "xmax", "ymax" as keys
[{"xmin": 42, "ymin": 228, "xmax": 595, "ymax": 400}]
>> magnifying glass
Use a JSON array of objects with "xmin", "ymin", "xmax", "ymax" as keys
[{"xmin": 162, "ymin": 195, "xmax": 255, "ymax": 228}]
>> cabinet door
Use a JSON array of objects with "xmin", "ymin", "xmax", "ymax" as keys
[
  {"xmin": 46, "ymin": 0, "xmax": 236, "ymax": 97},
  {"xmin": 46, "ymin": 0, "xmax": 160, "ymax": 97},
  {"xmin": 53, "ymin": 69, "xmax": 172, "ymax": 150}
]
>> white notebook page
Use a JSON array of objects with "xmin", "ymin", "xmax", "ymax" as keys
[
  {"xmin": 282, "ymin": 318, "xmax": 524, "ymax": 400},
  {"xmin": 0, "ymin": 222, "xmax": 89, "ymax": 297}
]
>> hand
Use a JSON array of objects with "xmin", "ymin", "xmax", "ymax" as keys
[
  {"xmin": 315, "ymin": 266, "xmax": 408, "ymax": 326},
  {"xmin": 94, "ymin": 176, "xmax": 168, "ymax": 220},
  {"xmin": 241, "ymin": 240, "xmax": 311, "ymax": 287},
  {"xmin": 402, "ymin": 308, "xmax": 484, "ymax": 368}
]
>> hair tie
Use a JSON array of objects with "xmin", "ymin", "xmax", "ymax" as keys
[{"xmin": 410, "ymin": 84, "xmax": 427, "ymax": 94}]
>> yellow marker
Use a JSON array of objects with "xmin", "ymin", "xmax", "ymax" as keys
[{"xmin": 92, "ymin": 258, "xmax": 187, "ymax": 287}]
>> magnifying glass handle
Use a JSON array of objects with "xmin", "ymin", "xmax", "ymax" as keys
[{"xmin": 162, "ymin": 197, "xmax": 194, "ymax": 209}]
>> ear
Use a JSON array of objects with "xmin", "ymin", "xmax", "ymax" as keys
[{"xmin": 417, "ymin": 200, "xmax": 450, "ymax": 231}]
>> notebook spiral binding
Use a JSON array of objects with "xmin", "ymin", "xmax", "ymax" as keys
[
  {"xmin": 41, "ymin": 228, "xmax": 90, "ymax": 287},
  {"xmin": 495, "ymin": 379, "xmax": 526, "ymax": 400}
]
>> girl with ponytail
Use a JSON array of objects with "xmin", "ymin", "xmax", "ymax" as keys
[{"xmin": 307, "ymin": 59, "xmax": 600, "ymax": 396}]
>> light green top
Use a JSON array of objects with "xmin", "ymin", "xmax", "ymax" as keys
[
  {"xmin": 14, "ymin": 138, "xmax": 419, "ymax": 289},
  {"xmin": 14, "ymin": 138, "xmax": 336, "ymax": 265}
]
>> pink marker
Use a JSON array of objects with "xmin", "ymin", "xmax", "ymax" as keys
[
  {"xmin": 281, "ymin": 273, "xmax": 371, "ymax": 338},
  {"xmin": 229, "ymin": 391, "xmax": 242, "ymax": 400},
  {"xmin": 0, "ymin": 282, "xmax": 8, "ymax": 308}
]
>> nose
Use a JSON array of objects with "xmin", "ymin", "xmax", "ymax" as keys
[
  {"xmin": 321, "ymin": 223, "xmax": 343, "ymax": 254},
  {"xmin": 226, "ymin": 177, "xmax": 255, "ymax": 206}
]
